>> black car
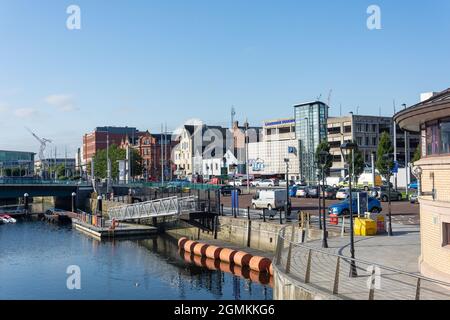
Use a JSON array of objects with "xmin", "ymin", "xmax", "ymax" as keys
[{"xmin": 219, "ymin": 185, "xmax": 242, "ymax": 196}]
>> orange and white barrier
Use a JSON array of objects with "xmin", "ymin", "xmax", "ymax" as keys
[{"xmin": 177, "ymin": 237, "xmax": 273, "ymax": 275}]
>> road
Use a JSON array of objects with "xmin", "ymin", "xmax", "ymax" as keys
[{"xmin": 220, "ymin": 193, "xmax": 420, "ymax": 225}]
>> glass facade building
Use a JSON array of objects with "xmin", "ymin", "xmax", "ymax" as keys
[
  {"xmin": 0, "ymin": 150, "xmax": 35, "ymax": 176},
  {"xmin": 294, "ymin": 101, "xmax": 328, "ymax": 184}
]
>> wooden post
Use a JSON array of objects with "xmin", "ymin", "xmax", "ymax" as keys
[
  {"xmin": 368, "ymin": 267, "xmax": 376, "ymax": 300},
  {"xmin": 247, "ymin": 219, "xmax": 251, "ymax": 248}
]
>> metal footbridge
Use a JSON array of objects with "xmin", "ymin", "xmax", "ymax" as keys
[{"xmin": 107, "ymin": 196, "xmax": 197, "ymax": 221}]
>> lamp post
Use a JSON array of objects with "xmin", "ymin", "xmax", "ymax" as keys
[
  {"xmin": 383, "ymin": 153, "xmax": 394, "ymax": 236},
  {"xmin": 304, "ymin": 117, "xmax": 311, "ymax": 186},
  {"xmin": 284, "ymin": 158, "xmax": 291, "ymax": 216},
  {"xmin": 318, "ymin": 151, "xmax": 329, "ymax": 248},
  {"xmin": 340, "ymin": 140, "xmax": 358, "ymax": 277},
  {"xmin": 316, "ymin": 167, "xmax": 322, "ymax": 230},
  {"xmin": 71, "ymin": 192, "xmax": 77, "ymax": 213}
]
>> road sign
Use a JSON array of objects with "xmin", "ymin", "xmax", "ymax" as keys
[
  {"xmin": 392, "ymin": 161, "xmax": 399, "ymax": 174},
  {"xmin": 357, "ymin": 192, "xmax": 368, "ymax": 217}
]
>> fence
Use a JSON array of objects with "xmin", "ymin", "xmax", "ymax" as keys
[
  {"xmin": 75, "ymin": 210, "xmax": 105, "ymax": 228},
  {"xmin": 274, "ymin": 225, "xmax": 450, "ymax": 300}
]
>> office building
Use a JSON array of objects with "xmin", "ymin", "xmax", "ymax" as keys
[
  {"xmin": 294, "ymin": 101, "xmax": 329, "ymax": 184},
  {"xmin": 0, "ymin": 150, "xmax": 35, "ymax": 177}
]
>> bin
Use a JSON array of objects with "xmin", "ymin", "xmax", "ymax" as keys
[
  {"xmin": 354, "ymin": 218, "xmax": 377, "ymax": 236},
  {"xmin": 364, "ymin": 212, "xmax": 386, "ymax": 234},
  {"xmin": 329, "ymin": 214, "xmax": 339, "ymax": 225}
]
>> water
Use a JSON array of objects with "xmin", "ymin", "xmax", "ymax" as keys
[{"xmin": 0, "ymin": 220, "xmax": 272, "ymax": 300}]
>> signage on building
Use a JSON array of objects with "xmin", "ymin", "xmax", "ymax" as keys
[
  {"xmin": 250, "ymin": 159, "xmax": 265, "ymax": 172},
  {"xmin": 264, "ymin": 119, "xmax": 295, "ymax": 127},
  {"xmin": 288, "ymin": 146, "xmax": 296, "ymax": 154}
]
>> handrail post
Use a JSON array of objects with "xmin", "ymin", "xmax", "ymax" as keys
[
  {"xmin": 333, "ymin": 257, "xmax": 340, "ymax": 295},
  {"xmin": 285, "ymin": 224, "xmax": 296, "ymax": 274},
  {"xmin": 275, "ymin": 232, "xmax": 283, "ymax": 266},
  {"xmin": 415, "ymin": 278, "xmax": 421, "ymax": 300},
  {"xmin": 368, "ymin": 267, "xmax": 376, "ymax": 300},
  {"xmin": 305, "ymin": 249, "xmax": 312, "ymax": 283}
]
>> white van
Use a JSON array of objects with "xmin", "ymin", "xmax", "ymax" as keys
[{"xmin": 251, "ymin": 189, "xmax": 287, "ymax": 210}]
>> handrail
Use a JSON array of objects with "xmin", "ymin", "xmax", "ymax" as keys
[{"xmin": 277, "ymin": 225, "xmax": 450, "ymax": 289}]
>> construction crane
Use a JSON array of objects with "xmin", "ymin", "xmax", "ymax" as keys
[
  {"xmin": 327, "ymin": 89, "xmax": 333, "ymax": 108},
  {"xmin": 26, "ymin": 127, "xmax": 52, "ymax": 177}
]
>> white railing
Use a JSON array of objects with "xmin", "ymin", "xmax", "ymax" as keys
[{"xmin": 107, "ymin": 196, "xmax": 197, "ymax": 221}]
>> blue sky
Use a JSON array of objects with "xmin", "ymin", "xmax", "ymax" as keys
[{"xmin": 0, "ymin": 0, "xmax": 449, "ymax": 156}]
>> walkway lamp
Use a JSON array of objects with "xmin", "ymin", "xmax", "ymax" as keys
[
  {"xmin": 284, "ymin": 158, "xmax": 291, "ymax": 216},
  {"xmin": 71, "ymin": 192, "xmax": 77, "ymax": 213},
  {"xmin": 382, "ymin": 153, "xmax": 394, "ymax": 236},
  {"xmin": 318, "ymin": 151, "xmax": 329, "ymax": 248},
  {"xmin": 24, "ymin": 193, "xmax": 29, "ymax": 214},
  {"xmin": 315, "ymin": 167, "xmax": 322, "ymax": 230},
  {"xmin": 340, "ymin": 140, "xmax": 358, "ymax": 277}
]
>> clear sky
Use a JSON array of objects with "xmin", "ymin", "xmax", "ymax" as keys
[{"xmin": 0, "ymin": 0, "xmax": 449, "ymax": 156}]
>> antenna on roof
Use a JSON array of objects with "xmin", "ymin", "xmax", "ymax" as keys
[
  {"xmin": 231, "ymin": 106, "xmax": 236, "ymax": 128},
  {"xmin": 316, "ymin": 94, "xmax": 322, "ymax": 101}
]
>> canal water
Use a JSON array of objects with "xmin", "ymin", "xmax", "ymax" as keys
[{"xmin": 0, "ymin": 220, "xmax": 273, "ymax": 300}]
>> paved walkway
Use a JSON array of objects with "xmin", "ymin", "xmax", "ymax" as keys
[{"xmin": 279, "ymin": 223, "xmax": 450, "ymax": 300}]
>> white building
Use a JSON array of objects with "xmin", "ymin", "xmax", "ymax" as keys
[
  {"xmin": 202, "ymin": 150, "xmax": 239, "ymax": 178},
  {"xmin": 248, "ymin": 118, "xmax": 300, "ymax": 180}
]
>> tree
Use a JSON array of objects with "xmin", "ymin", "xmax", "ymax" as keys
[
  {"xmin": 345, "ymin": 144, "xmax": 365, "ymax": 183},
  {"xmin": 315, "ymin": 141, "xmax": 333, "ymax": 178},
  {"xmin": 412, "ymin": 146, "xmax": 421, "ymax": 163},
  {"xmin": 91, "ymin": 144, "xmax": 143, "ymax": 180},
  {"xmin": 376, "ymin": 131, "xmax": 394, "ymax": 180}
]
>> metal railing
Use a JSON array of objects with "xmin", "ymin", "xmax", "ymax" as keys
[
  {"xmin": 0, "ymin": 178, "xmax": 90, "ymax": 186},
  {"xmin": 107, "ymin": 196, "xmax": 197, "ymax": 221},
  {"xmin": 275, "ymin": 225, "xmax": 450, "ymax": 300}
]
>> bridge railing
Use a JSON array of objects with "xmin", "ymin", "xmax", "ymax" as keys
[
  {"xmin": 0, "ymin": 178, "xmax": 90, "ymax": 186},
  {"xmin": 107, "ymin": 196, "xmax": 197, "ymax": 221}
]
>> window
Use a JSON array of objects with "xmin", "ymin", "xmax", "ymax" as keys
[
  {"xmin": 426, "ymin": 122, "xmax": 440, "ymax": 155},
  {"xmin": 344, "ymin": 125, "xmax": 352, "ymax": 133},
  {"xmin": 329, "ymin": 141, "xmax": 341, "ymax": 148},
  {"xmin": 440, "ymin": 119, "xmax": 450, "ymax": 154},
  {"xmin": 365, "ymin": 136, "xmax": 370, "ymax": 146},
  {"xmin": 444, "ymin": 223, "xmax": 450, "ymax": 247},
  {"xmin": 328, "ymin": 126, "xmax": 341, "ymax": 135}
]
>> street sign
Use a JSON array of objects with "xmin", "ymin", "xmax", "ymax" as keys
[
  {"xmin": 357, "ymin": 192, "xmax": 368, "ymax": 217},
  {"xmin": 392, "ymin": 161, "xmax": 399, "ymax": 174}
]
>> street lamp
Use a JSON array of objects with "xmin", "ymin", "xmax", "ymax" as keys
[
  {"xmin": 340, "ymin": 140, "xmax": 358, "ymax": 277},
  {"xmin": 315, "ymin": 167, "xmax": 322, "ymax": 230},
  {"xmin": 382, "ymin": 153, "xmax": 394, "ymax": 236},
  {"xmin": 284, "ymin": 158, "xmax": 291, "ymax": 216},
  {"xmin": 318, "ymin": 150, "xmax": 329, "ymax": 248}
]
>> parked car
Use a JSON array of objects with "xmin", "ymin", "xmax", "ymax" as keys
[
  {"xmin": 375, "ymin": 186, "xmax": 403, "ymax": 202},
  {"xmin": 336, "ymin": 188, "xmax": 350, "ymax": 200},
  {"xmin": 306, "ymin": 186, "xmax": 319, "ymax": 198},
  {"xmin": 252, "ymin": 189, "xmax": 287, "ymax": 210},
  {"xmin": 409, "ymin": 191, "xmax": 419, "ymax": 204},
  {"xmin": 219, "ymin": 185, "xmax": 242, "ymax": 196},
  {"xmin": 240, "ymin": 179, "xmax": 252, "ymax": 187},
  {"xmin": 328, "ymin": 197, "xmax": 382, "ymax": 216},
  {"xmin": 319, "ymin": 186, "xmax": 337, "ymax": 199},
  {"xmin": 289, "ymin": 185, "xmax": 298, "ymax": 197},
  {"xmin": 256, "ymin": 179, "xmax": 279, "ymax": 187},
  {"xmin": 408, "ymin": 181, "xmax": 418, "ymax": 190},
  {"xmin": 250, "ymin": 179, "xmax": 262, "ymax": 187},
  {"xmin": 296, "ymin": 186, "xmax": 309, "ymax": 198}
]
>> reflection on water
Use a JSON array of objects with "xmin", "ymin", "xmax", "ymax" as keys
[{"xmin": 0, "ymin": 220, "xmax": 272, "ymax": 300}]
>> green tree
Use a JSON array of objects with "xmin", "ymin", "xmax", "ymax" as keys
[
  {"xmin": 315, "ymin": 141, "xmax": 333, "ymax": 177},
  {"xmin": 91, "ymin": 145, "xmax": 143, "ymax": 180},
  {"xmin": 345, "ymin": 144, "xmax": 365, "ymax": 183},
  {"xmin": 412, "ymin": 146, "xmax": 421, "ymax": 163},
  {"xmin": 376, "ymin": 132, "xmax": 394, "ymax": 180}
]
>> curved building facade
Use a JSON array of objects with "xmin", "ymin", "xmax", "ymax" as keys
[{"xmin": 395, "ymin": 88, "xmax": 450, "ymax": 283}]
